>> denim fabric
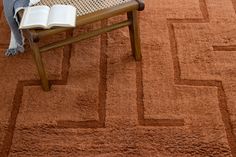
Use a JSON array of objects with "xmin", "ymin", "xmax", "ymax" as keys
[{"xmin": 3, "ymin": 0, "xmax": 29, "ymax": 56}]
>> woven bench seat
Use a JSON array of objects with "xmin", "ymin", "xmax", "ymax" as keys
[
  {"xmin": 36, "ymin": 0, "xmax": 132, "ymax": 16},
  {"xmin": 21, "ymin": 0, "xmax": 145, "ymax": 91}
]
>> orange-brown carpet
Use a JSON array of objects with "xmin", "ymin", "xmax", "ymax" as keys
[{"xmin": 1, "ymin": 0, "xmax": 236, "ymax": 156}]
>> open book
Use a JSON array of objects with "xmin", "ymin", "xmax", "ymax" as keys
[{"xmin": 19, "ymin": 5, "xmax": 77, "ymax": 29}]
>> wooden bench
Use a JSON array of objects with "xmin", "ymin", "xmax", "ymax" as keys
[{"xmin": 21, "ymin": 0, "xmax": 145, "ymax": 91}]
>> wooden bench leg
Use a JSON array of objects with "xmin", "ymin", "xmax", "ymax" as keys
[
  {"xmin": 127, "ymin": 10, "xmax": 142, "ymax": 61},
  {"xmin": 31, "ymin": 42, "xmax": 51, "ymax": 91}
]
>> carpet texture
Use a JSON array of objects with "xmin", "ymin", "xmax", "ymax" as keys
[{"xmin": 1, "ymin": 0, "xmax": 236, "ymax": 156}]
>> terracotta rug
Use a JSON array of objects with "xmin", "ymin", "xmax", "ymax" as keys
[{"xmin": 1, "ymin": 0, "xmax": 236, "ymax": 156}]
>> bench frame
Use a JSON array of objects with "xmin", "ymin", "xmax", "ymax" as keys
[{"xmin": 22, "ymin": 0, "xmax": 145, "ymax": 91}]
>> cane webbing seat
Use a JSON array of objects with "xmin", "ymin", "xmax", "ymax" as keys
[
  {"xmin": 21, "ymin": 0, "xmax": 145, "ymax": 91},
  {"xmin": 36, "ymin": 0, "xmax": 132, "ymax": 16}
]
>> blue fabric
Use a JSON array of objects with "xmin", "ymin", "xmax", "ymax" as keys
[{"xmin": 3, "ymin": 0, "xmax": 29, "ymax": 56}]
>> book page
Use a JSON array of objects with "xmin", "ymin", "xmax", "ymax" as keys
[
  {"xmin": 47, "ymin": 5, "xmax": 76, "ymax": 28},
  {"xmin": 20, "ymin": 6, "xmax": 50, "ymax": 29}
]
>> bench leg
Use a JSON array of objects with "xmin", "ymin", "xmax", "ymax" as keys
[
  {"xmin": 127, "ymin": 10, "xmax": 142, "ymax": 61},
  {"xmin": 31, "ymin": 42, "xmax": 50, "ymax": 91}
]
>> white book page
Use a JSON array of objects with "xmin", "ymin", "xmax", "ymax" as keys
[
  {"xmin": 47, "ymin": 5, "xmax": 76, "ymax": 28},
  {"xmin": 20, "ymin": 6, "xmax": 50, "ymax": 29}
]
